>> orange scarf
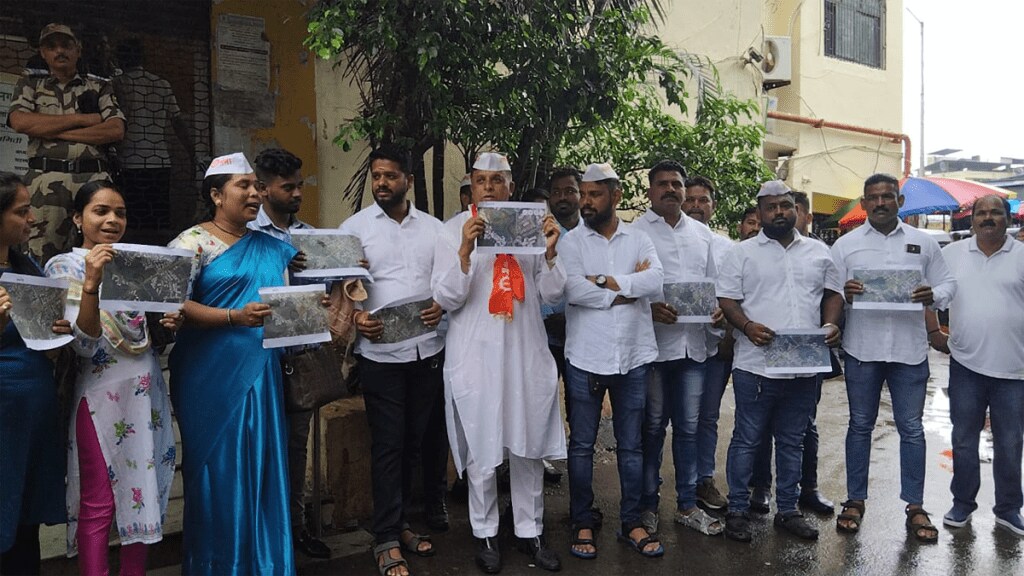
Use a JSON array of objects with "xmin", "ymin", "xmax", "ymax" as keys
[
  {"xmin": 489, "ymin": 254, "xmax": 525, "ymax": 321},
  {"xmin": 471, "ymin": 205, "xmax": 526, "ymax": 321}
]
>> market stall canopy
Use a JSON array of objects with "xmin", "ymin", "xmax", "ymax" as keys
[{"xmin": 835, "ymin": 177, "xmax": 1010, "ymax": 228}]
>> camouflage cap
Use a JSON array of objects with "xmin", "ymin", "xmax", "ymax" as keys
[{"xmin": 39, "ymin": 23, "xmax": 78, "ymax": 44}]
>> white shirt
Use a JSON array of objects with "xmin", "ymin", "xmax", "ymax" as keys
[
  {"xmin": 942, "ymin": 235, "xmax": 1024, "ymax": 380},
  {"xmin": 560, "ymin": 220, "xmax": 664, "ymax": 375},
  {"xmin": 631, "ymin": 210, "xmax": 717, "ymax": 362},
  {"xmin": 339, "ymin": 202, "xmax": 445, "ymax": 363},
  {"xmin": 706, "ymin": 232, "xmax": 736, "ymax": 356},
  {"xmin": 830, "ymin": 221, "xmax": 957, "ymax": 364},
  {"xmin": 431, "ymin": 212, "xmax": 567, "ymax": 472},
  {"xmin": 716, "ymin": 230, "xmax": 842, "ymax": 378}
]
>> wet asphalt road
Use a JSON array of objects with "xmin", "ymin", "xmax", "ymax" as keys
[{"xmin": 303, "ymin": 350, "xmax": 1023, "ymax": 575}]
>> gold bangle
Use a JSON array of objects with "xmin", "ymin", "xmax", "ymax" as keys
[{"xmin": 226, "ymin": 308, "xmax": 233, "ymax": 326}]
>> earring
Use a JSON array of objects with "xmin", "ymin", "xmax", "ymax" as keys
[{"xmin": 76, "ymin": 225, "xmax": 82, "ymax": 234}]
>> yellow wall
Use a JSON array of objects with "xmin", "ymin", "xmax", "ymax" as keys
[
  {"xmin": 210, "ymin": 0, "xmax": 321, "ymax": 225},
  {"xmin": 656, "ymin": 1, "xmax": 765, "ymax": 120},
  {"xmin": 314, "ymin": 59, "xmax": 492, "ymax": 226},
  {"xmin": 764, "ymin": 0, "xmax": 904, "ymax": 207}
]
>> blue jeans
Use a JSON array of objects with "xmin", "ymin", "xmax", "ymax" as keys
[
  {"xmin": 844, "ymin": 355, "xmax": 929, "ymax": 504},
  {"xmin": 948, "ymin": 359, "xmax": 1024, "ymax": 518},
  {"xmin": 567, "ymin": 362, "xmax": 648, "ymax": 528},
  {"xmin": 697, "ymin": 354, "xmax": 731, "ymax": 481},
  {"xmin": 750, "ymin": 375, "xmax": 823, "ymax": 491},
  {"xmin": 725, "ymin": 370, "xmax": 817, "ymax": 515},
  {"xmin": 641, "ymin": 358, "xmax": 705, "ymax": 511}
]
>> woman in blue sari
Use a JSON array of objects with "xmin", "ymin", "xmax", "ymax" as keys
[
  {"xmin": 0, "ymin": 172, "xmax": 67, "ymax": 575},
  {"xmin": 168, "ymin": 154, "xmax": 296, "ymax": 575}
]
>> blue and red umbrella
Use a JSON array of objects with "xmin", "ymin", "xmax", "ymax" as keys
[{"xmin": 837, "ymin": 177, "xmax": 1010, "ymax": 228}]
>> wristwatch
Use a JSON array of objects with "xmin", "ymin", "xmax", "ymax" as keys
[{"xmin": 595, "ymin": 274, "xmax": 608, "ymax": 289}]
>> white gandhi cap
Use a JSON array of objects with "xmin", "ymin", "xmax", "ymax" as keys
[
  {"xmin": 205, "ymin": 152, "xmax": 254, "ymax": 178},
  {"xmin": 756, "ymin": 179, "xmax": 792, "ymax": 198},
  {"xmin": 581, "ymin": 162, "xmax": 619, "ymax": 182},
  {"xmin": 472, "ymin": 152, "xmax": 511, "ymax": 172}
]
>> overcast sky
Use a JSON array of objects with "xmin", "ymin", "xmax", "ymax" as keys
[{"xmin": 902, "ymin": 0, "xmax": 1024, "ymax": 168}]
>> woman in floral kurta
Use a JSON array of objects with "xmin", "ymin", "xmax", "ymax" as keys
[{"xmin": 44, "ymin": 181, "xmax": 177, "ymax": 575}]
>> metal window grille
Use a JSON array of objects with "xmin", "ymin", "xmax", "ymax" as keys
[
  {"xmin": 0, "ymin": 0, "xmax": 212, "ymax": 245},
  {"xmin": 824, "ymin": 0, "xmax": 886, "ymax": 69}
]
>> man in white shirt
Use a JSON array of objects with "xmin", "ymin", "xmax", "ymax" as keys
[
  {"xmin": 830, "ymin": 173, "xmax": 956, "ymax": 543},
  {"xmin": 682, "ymin": 175, "xmax": 739, "ymax": 511},
  {"xmin": 432, "ymin": 152, "xmax": 566, "ymax": 573},
  {"xmin": 560, "ymin": 163, "xmax": 665, "ymax": 559},
  {"xmin": 749, "ymin": 191, "xmax": 837, "ymax": 516},
  {"xmin": 716, "ymin": 180, "xmax": 844, "ymax": 543},
  {"xmin": 340, "ymin": 147, "xmax": 447, "ymax": 576},
  {"xmin": 936, "ymin": 195, "xmax": 1024, "ymax": 537},
  {"xmin": 631, "ymin": 161, "xmax": 723, "ymax": 536},
  {"xmin": 247, "ymin": 148, "xmax": 330, "ymax": 559}
]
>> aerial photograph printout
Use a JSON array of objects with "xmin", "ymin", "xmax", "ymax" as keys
[
  {"xmin": 475, "ymin": 201, "xmax": 547, "ymax": 255},
  {"xmin": 0, "ymin": 272, "xmax": 73, "ymax": 350},
  {"xmin": 291, "ymin": 229, "xmax": 371, "ymax": 280},
  {"xmin": 663, "ymin": 278, "xmax": 717, "ymax": 323},
  {"xmin": 764, "ymin": 328, "xmax": 832, "ymax": 375},
  {"xmin": 99, "ymin": 244, "xmax": 193, "ymax": 313},
  {"xmin": 367, "ymin": 293, "xmax": 437, "ymax": 352},
  {"xmin": 852, "ymin": 266, "xmax": 923, "ymax": 310},
  {"xmin": 259, "ymin": 284, "xmax": 331, "ymax": 348}
]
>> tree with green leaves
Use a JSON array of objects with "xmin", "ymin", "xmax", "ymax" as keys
[
  {"xmin": 559, "ymin": 78, "xmax": 773, "ymax": 237},
  {"xmin": 305, "ymin": 0, "xmax": 684, "ymax": 216}
]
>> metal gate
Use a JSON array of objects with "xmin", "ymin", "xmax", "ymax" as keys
[{"xmin": 0, "ymin": 0, "xmax": 212, "ymax": 245}]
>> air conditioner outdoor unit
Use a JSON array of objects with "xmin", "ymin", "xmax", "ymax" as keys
[{"xmin": 762, "ymin": 36, "xmax": 792, "ymax": 89}]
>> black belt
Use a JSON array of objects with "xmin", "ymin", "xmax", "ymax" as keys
[{"xmin": 28, "ymin": 157, "xmax": 107, "ymax": 174}]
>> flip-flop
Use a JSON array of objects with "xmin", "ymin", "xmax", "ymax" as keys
[{"xmin": 617, "ymin": 529, "xmax": 664, "ymax": 558}]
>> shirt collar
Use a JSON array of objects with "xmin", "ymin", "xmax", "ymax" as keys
[
  {"xmin": 641, "ymin": 208, "xmax": 689, "ymax": 229},
  {"xmin": 583, "ymin": 217, "xmax": 630, "ymax": 239},
  {"xmin": 755, "ymin": 228, "xmax": 804, "ymax": 247},
  {"xmin": 254, "ymin": 206, "xmax": 305, "ymax": 232},
  {"xmin": 45, "ymin": 73, "xmax": 85, "ymax": 88},
  {"xmin": 369, "ymin": 200, "xmax": 419, "ymax": 222},
  {"xmin": 862, "ymin": 219, "xmax": 907, "ymax": 238},
  {"xmin": 967, "ymin": 234, "xmax": 1014, "ymax": 254}
]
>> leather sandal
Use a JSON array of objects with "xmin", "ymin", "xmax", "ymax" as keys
[
  {"xmin": 617, "ymin": 525, "xmax": 664, "ymax": 558},
  {"xmin": 905, "ymin": 505, "xmax": 938, "ymax": 543},
  {"xmin": 836, "ymin": 500, "xmax": 865, "ymax": 533},
  {"xmin": 570, "ymin": 525, "xmax": 597, "ymax": 559},
  {"xmin": 374, "ymin": 542, "xmax": 409, "ymax": 576},
  {"xmin": 399, "ymin": 529, "xmax": 435, "ymax": 557}
]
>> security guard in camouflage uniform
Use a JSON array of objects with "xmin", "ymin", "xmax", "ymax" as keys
[{"xmin": 7, "ymin": 23, "xmax": 125, "ymax": 264}]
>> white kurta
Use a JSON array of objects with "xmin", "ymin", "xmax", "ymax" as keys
[{"xmin": 432, "ymin": 212, "xmax": 568, "ymax": 473}]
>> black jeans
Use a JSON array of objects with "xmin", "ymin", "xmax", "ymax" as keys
[
  {"xmin": 287, "ymin": 409, "xmax": 313, "ymax": 532},
  {"xmin": 361, "ymin": 351, "xmax": 445, "ymax": 543}
]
